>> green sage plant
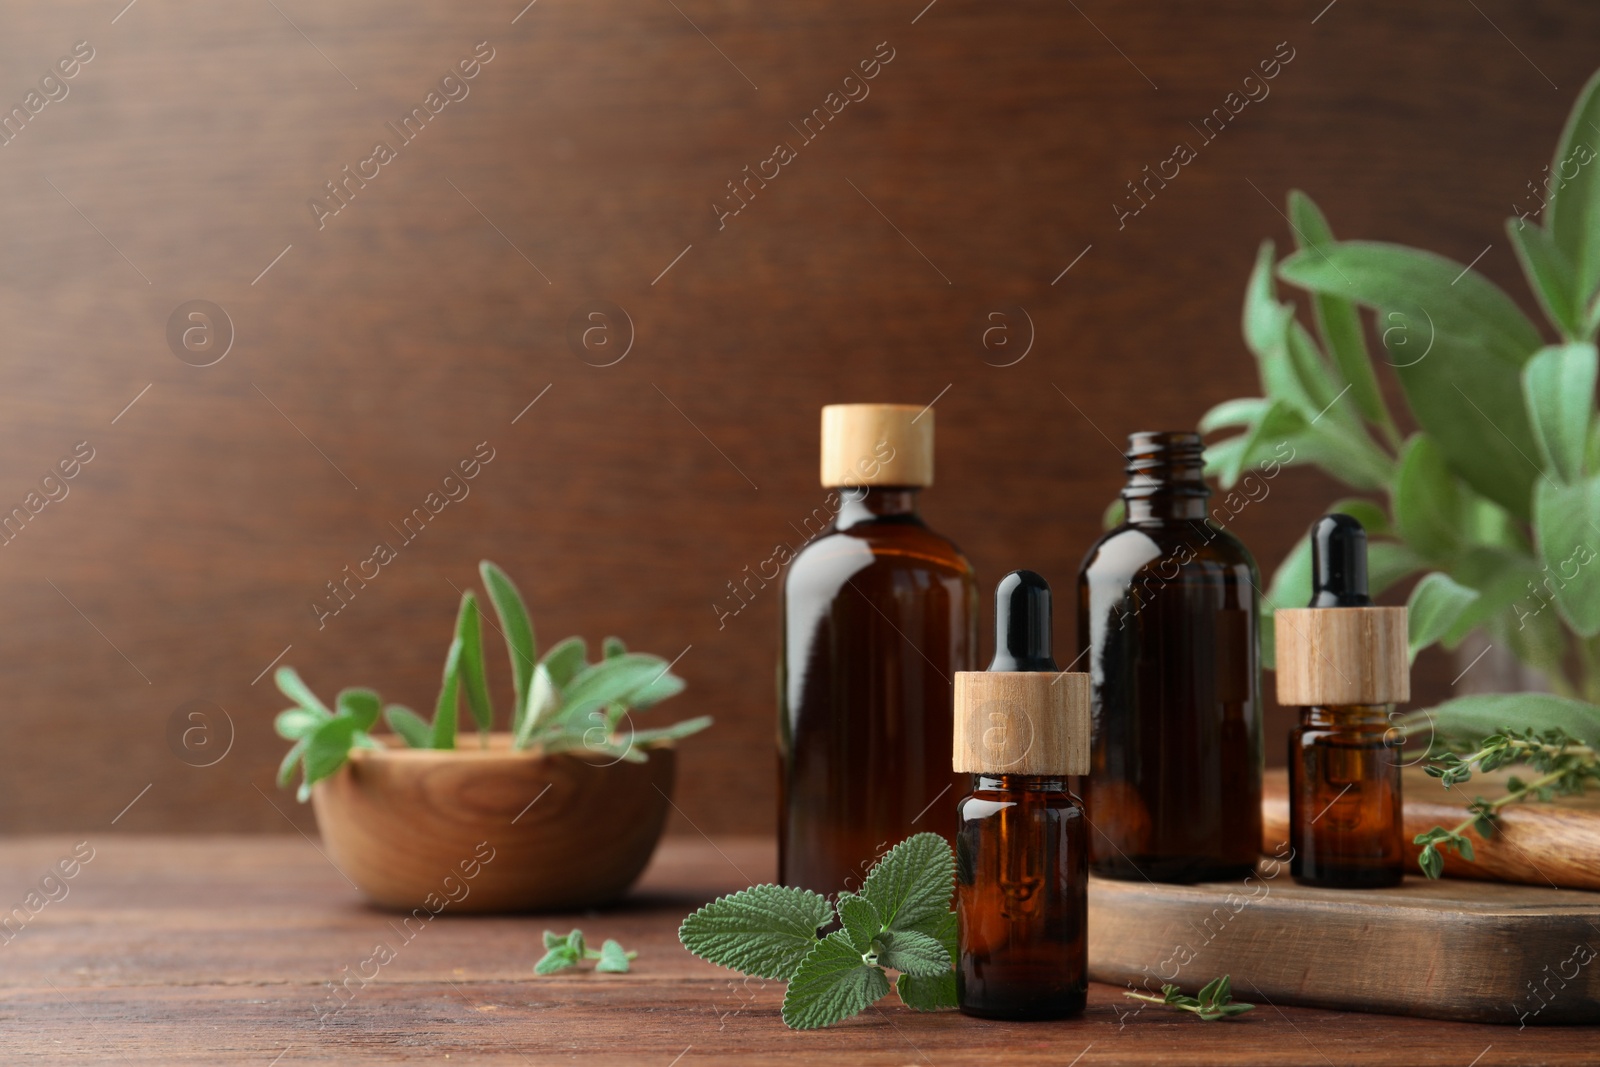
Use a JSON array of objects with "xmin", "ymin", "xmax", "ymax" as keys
[
  {"xmin": 276, "ymin": 560, "xmax": 711, "ymax": 800},
  {"xmin": 678, "ymin": 833, "xmax": 958, "ymax": 1030},
  {"xmin": 1200, "ymin": 69, "xmax": 1600, "ymax": 872}
]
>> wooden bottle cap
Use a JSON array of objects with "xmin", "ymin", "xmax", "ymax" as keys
[
  {"xmin": 1274, "ymin": 606, "xmax": 1410, "ymax": 706},
  {"xmin": 953, "ymin": 672, "xmax": 1090, "ymax": 775},
  {"xmin": 819, "ymin": 403, "xmax": 933, "ymax": 488}
]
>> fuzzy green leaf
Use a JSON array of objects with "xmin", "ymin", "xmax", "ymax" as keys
[
  {"xmin": 384, "ymin": 705, "xmax": 433, "ymax": 749},
  {"xmin": 541, "ymin": 637, "xmax": 589, "ymax": 690},
  {"xmin": 1288, "ymin": 190, "xmax": 1393, "ymax": 432},
  {"xmin": 1279, "ymin": 240, "xmax": 1543, "ymax": 518},
  {"xmin": 1407, "ymin": 572, "xmax": 1481, "ymax": 659},
  {"xmin": 1199, "ymin": 397, "xmax": 1269, "ymax": 435},
  {"xmin": 535, "ymin": 946, "xmax": 578, "ymax": 975},
  {"xmin": 596, "ymin": 939, "xmax": 632, "ymax": 973},
  {"xmin": 1523, "ymin": 343, "xmax": 1598, "ymax": 484},
  {"xmin": 274, "ymin": 707, "xmax": 326, "ymax": 741},
  {"xmin": 1546, "ymin": 69, "xmax": 1600, "ymax": 316},
  {"xmin": 896, "ymin": 969, "xmax": 957, "ymax": 1012},
  {"xmin": 678, "ymin": 884, "xmax": 833, "ymax": 981},
  {"xmin": 276, "ymin": 736, "xmax": 308, "ymax": 788},
  {"xmin": 861, "ymin": 833, "xmax": 955, "ymax": 932},
  {"xmin": 542, "ymin": 929, "xmax": 566, "ymax": 950},
  {"xmin": 431, "ymin": 634, "xmax": 463, "ymax": 750},
  {"xmin": 1533, "ymin": 475, "xmax": 1600, "ymax": 636},
  {"xmin": 835, "ymin": 893, "xmax": 882, "ymax": 954},
  {"xmin": 1508, "ymin": 220, "xmax": 1582, "ymax": 340},
  {"xmin": 603, "ymin": 636, "xmax": 627, "ymax": 659},
  {"xmin": 1392, "ymin": 434, "xmax": 1466, "ymax": 561},
  {"xmin": 780, "ymin": 931, "xmax": 889, "ymax": 1030},
  {"xmin": 480, "ymin": 561, "xmax": 537, "ymax": 728},
  {"xmin": 557, "ymin": 654, "xmax": 674, "ymax": 727},
  {"xmin": 1400, "ymin": 693, "xmax": 1600, "ymax": 750},
  {"xmin": 455, "ymin": 592, "xmax": 493, "ymax": 736},
  {"xmin": 621, "ymin": 715, "xmax": 714, "ymax": 750},
  {"xmin": 274, "ymin": 666, "xmax": 332, "ymax": 715},
  {"xmin": 877, "ymin": 929, "xmax": 949, "ymax": 977},
  {"xmin": 335, "ymin": 688, "xmax": 381, "ymax": 732},
  {"xmin": 302, "ymin": 716, "xmax": 363, "ymax": 787}
]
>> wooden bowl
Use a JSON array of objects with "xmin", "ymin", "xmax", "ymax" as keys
[{"xmin": 311, "ymin": 733, "xmax": 675, "ymax": 912}]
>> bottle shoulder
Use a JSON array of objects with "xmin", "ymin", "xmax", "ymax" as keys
[
  {"xmin": 1079, "ymin": 520, "xmax": 1259, "ymax": 582},
  {"xmin": 790, "ymin": 520, "xmax": 976, "ymax": 579}
]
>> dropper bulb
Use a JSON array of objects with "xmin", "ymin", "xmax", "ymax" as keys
[
  {"xmin": 989, "ymin": 570, "xmax": 1058, "ymax": 671},
  {"xmin": 1308, "ymin": 513, "xmax": 1371, "ymax": 608}
]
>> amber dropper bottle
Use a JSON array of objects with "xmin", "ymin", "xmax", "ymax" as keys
[
  {"xmin": 778, "ymin": 404, "xmax": 978, "ymax": 897},
  {"xmin": 954, "ymin": 570, "xmax": 1089, "ymax": 1020},
  {"xmin": 1278, "ymin": 514, "xmax": 1409, "ymax": 888}
]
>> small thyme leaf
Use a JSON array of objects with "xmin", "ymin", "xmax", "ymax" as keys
[
  {"xmin": 1416, "ymin": 726, "xmax": 1600, "ymax": 878},
  {"xmin": 1124, "ymin": 974, "xmax": 1254, "ymax": 1021}
]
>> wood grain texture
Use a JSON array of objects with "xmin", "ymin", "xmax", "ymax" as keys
[
  {"xmin": 0, "ymin": 1, "xmax": 1594, "ymax": 833},
  {"xmin": 1089, "ymin": 864, "xmax": 1600, "ymax": 1025},
  {"xmin": 4, "ymin": 834, "xmax": 1596, "ymax": 1063},
  {"xmin": 1265, "ymin": 766, "xmax": 1600, "ymax": 891},
  {"xmin": 953, "ymin": 670, "xmax": 1090, "ymax": 774},
  {"xmin": 1275, "ymin": 606, "xmax": 1410, "ymax": 705},
  {"xmin": 818, "ymin": 403, "xmax": 931, "ymax": 487},
  {"xmin": 311, "ymin": 736, "xmax": 674, "ymax": 912}
]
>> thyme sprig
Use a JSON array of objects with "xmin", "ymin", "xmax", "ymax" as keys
[{"xmin": 1415, "ymin": 727, "xmax": 1600, "ymax": 878}]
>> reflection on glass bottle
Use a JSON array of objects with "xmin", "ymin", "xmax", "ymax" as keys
[
  {"xmin": 955, "ymin": 571, "xmax": 1088, "ymax": 1020},
  {"xmin": 1279, "ymin": 514, "xmax": 1408, "ymax": 888},
  {"xmin": 1076, "ymin": 431, "xmax": 1262, "ymax": 882},
  {"xmin": 779, "ymin": 404, "xmax": 978, "ymax": 896}
]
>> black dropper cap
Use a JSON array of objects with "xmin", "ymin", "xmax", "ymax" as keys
[
  {"xmin": 988, "ymin": 570, "xmax": 1058, "ymax": 671},
  {"xmin": 1308, "ymin": 513, "xmax": 1371, "ymax": 608}
]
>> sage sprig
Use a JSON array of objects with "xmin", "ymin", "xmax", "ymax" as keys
[
  {"xmin": 274, "ymin": 560, "xmax": 711, "ymax": 800},
  {"xmin": 678, "ymin": 833, "xmax": 958, "ymax": 1030}
]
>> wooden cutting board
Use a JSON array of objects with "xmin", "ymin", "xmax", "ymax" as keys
[
  {"xmin": 1087, "ymin": 865, "xmax": 1600, "ymax": 1024},
  {"xmin": 1262, "ymin": 767, "xmax": 1600, "ymax": 890}
]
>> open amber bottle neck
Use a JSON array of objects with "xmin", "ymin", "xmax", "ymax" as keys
[{"xmin": 1122, "ymin": 430, "xmax": 1209, "ymax": 523}]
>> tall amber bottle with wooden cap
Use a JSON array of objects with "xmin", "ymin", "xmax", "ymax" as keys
[
  {"xmin": 778, "ymin": 403, "xmax": 978, "ymax": 896},
  {"xmin": 1277, "ymin": 513, "xmax": 1409, "ymax": 888},
  {"xmin": 955, "ymin": 570, "xmax": 1089, "ymax": 1020}
]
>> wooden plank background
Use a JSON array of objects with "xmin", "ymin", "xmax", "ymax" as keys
[{"xmin": 0, "ymin": 0, "xmax": 1594, "ymax": 834}]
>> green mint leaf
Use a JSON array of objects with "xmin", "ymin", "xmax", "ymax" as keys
[
  {"xmin": 274, "ymin": 666, "xmax": 332, "ymax": 715},
  {"xmin": 678, "ymin": 884, "xmax": 833, "ymax": 980},
  {"xmin": 780, "ymin": 931, "xmax": 889, "ymax": 1030},
  {"xmin": 877, "ymin": 929, "xmax": 949, "ymax": 977},
  {"xmin": 861, "ymin": 833, "xmax": 955, "ymax": 932},
  {"xmin": 566, "ymin": 929, "xmax": 586, "ymax": 956},
  {"xmin": 903, "ymin": 910, "xmax": 957, "ymax": 960},
  {"xmin": 479, "ymin": 561, "xmax": 537, "ymax": 728},
  {"xmin": 542, "ymin": 929, "xmax": 566, "ymax": 950},
  {"xmin": 595, "ymin": 939, "xmax": 631, "ymax": 973},
  {"xmin": 384, "ymin": 705, "xmax": 433, "ymax": 749},
  {"xmin": 835, "ymin": 893, "xmax": 883, "ymax": 955},
  {"xmin": 535, "ymin": 947, "xmax": 577, "ymax": 975},
  {"xmin": 895, "ymin": 969, "xmax": 957, "ymax": 1012}
]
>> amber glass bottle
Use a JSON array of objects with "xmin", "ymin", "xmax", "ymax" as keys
[
  {"xmin": 1076, "ymin": 431, "xmax": 1261, "ymax": 882},
  {"xmin": 955, "ymin": 571, "xmax": 1089, "ymax": 1020},
  {"xmin": 779, "ymin": 404, "xmax": 978, "ymax": 897},
  {"xmin": 1280, "ymin": 514, "xmax": 1408, "ymax": 888}
]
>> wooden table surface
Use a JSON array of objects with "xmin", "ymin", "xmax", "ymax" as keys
[{"xmin": 1, "ymin": 834, "xmax": 1593, "ymax": 1065}]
